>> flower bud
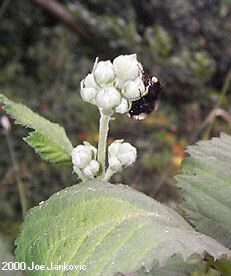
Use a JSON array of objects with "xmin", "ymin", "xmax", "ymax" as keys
[
  {"xmin": 82, "ymin": 165, "xmax": 94, "ymax": 179},
  {"xmin": 108, "ymin": 139, "xmax": 124, "ymax": 156},
  {"xmin": 93, "ymin": 61, "xmax": 115, "ymax": 85},
  {"xmin": 71, "ymin": 142, "xmax": 97, "ymax": 170},
  {"xmin": 84, "ymin": 73, "xmax": 99, "ymax": 89},
  {"xmin": 122, "ymin": 77, "xmax": 145, "ymax": 101},
  {"xmin": 71, "ymin": 145, "xmax": 92, "ymax": 169},
  {"xmin": 96, "ymin": 87, "xmax": 121, "ymax": 110},
  {"xmin": 82, "ymin": 160, "xmax": 100, "ymax": 179},
  {"xmin": 117, "ymin": 143, "xmax": 137, "ymax": 166},
  {"xmin": 108, "ymin": 156, "xmax": 122, "ymax": 171},
  {"xmin": 80, "ymin": 87, "xmax": 97, "ymax": 104},
  {"xmin": 108, "ymin": 140, "xmax": 137, "ymax": 171},
  {"xmin": 88, "ymin": 159, "xmax": 100, "ymax": 174},
  {"xmin": 83, "ymin": 142, "xmax": 97, "ymax": 159},
  {"xmin": 115, "ymin": 98, "xmax": 131, "ymax": 114},
  {"xmin": 113, "ymin": 54, "xmax": 140, "ymax": 82}
]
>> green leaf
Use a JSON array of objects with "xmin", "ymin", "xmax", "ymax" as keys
[
  {"xmin": 176, "ymin": 133, "xmax": 231, "ymax": 248},
  {"xmin": 0, "ymin": 94, "xmax": 73, "ymax": 164},
  {"xmin": 15, "ymin": 181, "xmax": 231, "ymax": 276},
  {"xmin": 24, "ymin": 131, "xmax": 71, "ymax": 164}
]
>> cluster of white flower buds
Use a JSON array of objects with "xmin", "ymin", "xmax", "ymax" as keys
[
  {"xmin": 80, "ymin": 54, "xmax": 147, "ymax": 114},
  {"xmin": 71, "ymin": 142, "xmax": 100, "ymax": 179},
  {"xmin": 108, "ymin": 140, "xmax": 137, "ymax": 172},
  {"xmin": 71, "ymin": 140, "xmax": 137, "ymax": 180},
  {"xmin": 72, "ymin": 54, "xmax": 141, "ymax": 181}
]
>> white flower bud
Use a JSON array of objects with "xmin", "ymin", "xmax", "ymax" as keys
[
  {"xmin": 84, "ymin": 73, "xmax": 99, "ymax": 89},
  {"xmin": 83, "ymin": 142, "xmax": 97, "ymax": 159},
  {"xmin": 108, "ymin": 156, "xmax": 122, "ymax": 172},
  {"xmin": 117, "ymin": 143, "xmax": 137, "ymax": 166},
  {"xmin": 114, "ymin": 78, "xmax": 124, "ymax": 90},
  {"xmin": 115, "ymin": 98, "xmax": 131, "ymax": 114},
  {"xmin": 80, "ymin": 87, "xmax": 97, "ymax": 104},
  {"xmin": 82, "ymin": 160, "xmax": 100, "ymax": 179},
  {"xmin": 88, "ymin": 159, "xmax": 100, "ymax": 174},
  {"xmin": 96, "ymin": 87, "xmax": 121, "ymax": 110},
  {"xmin": 122, "ymin": 77, "xmax": 145, "ymax": 101},
  {"xmin": 108, "ymin": 139, "xmax": 124, "ymax": 156},
  {"xmin": 93, "ymin": 61, "xmax": 115, "ymax": 85},
  {"xmin": 71, "ymin": 142, "xmax": 97, "ymax": 170},
  {"xmin": 71, "ymin": 145, "xmax": 92, "ymax": 169},
  {"xmin": 108, "ymin": 140, "xmax": 137, "ymax": 170},
  {"xmin": 113, "ymin": 54, "xmax": 140, "ymax": 81},
  {"xmin": 82, "ymin": 165, "xmax": 94, "ymax": 179}
]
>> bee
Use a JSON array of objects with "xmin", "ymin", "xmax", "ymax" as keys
[{"xmin": 128, "ymin": 73, "xmax": 161, "ymax": 120}]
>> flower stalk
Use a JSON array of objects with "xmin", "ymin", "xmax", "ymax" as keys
[
  {"xmin": 73, "ymin": 166, "xmax": 86, "ymax": 182},
  {"xmin": 102, "ymin": 168, "xmax": 115, "ymax": 181},
  {"xmin": 97, "ymin": 109, "xmax": 111, "ymax": 178},
  {"xmin": 1, "ymin": 116, "xmax": 28, "ymax": 217}
]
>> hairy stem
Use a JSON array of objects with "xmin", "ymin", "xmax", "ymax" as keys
[
  {"xmin": 73, "ymin": 166, "xmax": 86, "ymax": 182},
  {"xmin": 204, "ymin": 68, "xmax": 231, "ymax": 139},
  {"xmin": 5, "ymin": 132, "xmax": 27, "ymax": 217},
  {"xmin": 97, "ymin": 109, "xmax": 111, "ymax": 178},
  {"xmin": 102, "ymin": 168, "xmax": 115, "ymax": 181}
]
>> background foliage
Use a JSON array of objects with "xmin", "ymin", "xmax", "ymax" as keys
[{"xmin": 0, "ymin": 0, "xmax": 231, "ymax": 259}]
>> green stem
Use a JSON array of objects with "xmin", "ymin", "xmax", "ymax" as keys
[
  {"xmin": 5, "ymin": 132, "xmax": 27, "ymax": 217},
  {"xmin": 102, "ymin": 168, "xmax": 115, "ymax": 181},
  {"xmin": 97, "ymin": 109, "xmax": 111, "ymax": 178},
  {"xmin": 207, "ymin": 256, "xmax": 231, "ymax": 276},
  {"xmin": 73, "ymin": 166, "xmax": 86, "ymax": 182},
  {"xmin": 204, "ymin": 68, "xmax": 231, "ymax": 139}
]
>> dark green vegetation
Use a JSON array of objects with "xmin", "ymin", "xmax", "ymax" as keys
[{"xmin": 0, "ymin": 0, "xmax": 231, "ymax": 258}]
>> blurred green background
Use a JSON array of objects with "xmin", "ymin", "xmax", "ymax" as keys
[{"xmin": 0, "ymin": 0, "xmax": 231, "ymax": 246}]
